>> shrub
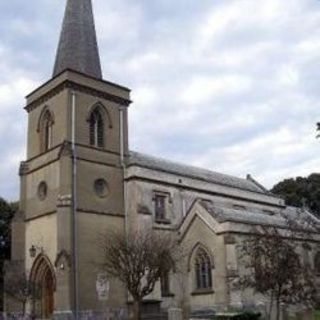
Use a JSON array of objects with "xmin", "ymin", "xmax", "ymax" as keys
[
  {"xmin": 314, "ymin": 310, "xmax": 320, "ymax": 320},
  {"xmin": 233, "ymin": 311, "xmax": 261, "ymax": 320}
]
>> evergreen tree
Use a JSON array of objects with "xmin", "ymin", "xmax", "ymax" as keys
[
  {"xmin": 0, "ymin": 197, "xmax": 17, "ymax": 311},
  {"xmin": 271, "ymin": 174, "xmax": 320, "ymax": 217}
]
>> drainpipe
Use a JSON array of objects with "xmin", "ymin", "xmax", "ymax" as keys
[
  {"xmin": 119, "ymin": 106, "xmax": 125, "ymax": 166},
  {"xmin": 71, "ymin": 91, "xmax": 79, "ymax": 319},
  {"xmin": 119, "ymin": 106, "xmax": 129, "ymax": 239},
  {"xmin": 119, "ymin": 105, "xmax": 131, "ymax": 308}
]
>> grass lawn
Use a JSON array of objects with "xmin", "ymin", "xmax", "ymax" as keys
[{"xmin": 314, "ymin": 310, "xmax": 320, "ymax": 320}]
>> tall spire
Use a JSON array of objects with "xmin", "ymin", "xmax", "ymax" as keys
[{"xmin": 53, "ymin": 0, "xmax": 102, "ymax": 79}]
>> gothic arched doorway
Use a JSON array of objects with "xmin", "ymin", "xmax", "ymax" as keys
[{"xmin": 30, "ymin": 254, "xmax": 56, "ymax": 319}]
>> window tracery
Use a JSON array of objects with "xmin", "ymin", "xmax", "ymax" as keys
[
  {"xmin": 195, "ymin": 248, "xmax": 212, "ymax": 290},
  {"xmin": 89, "ymin": 108, "xmax": 104, "ymax": 148},
  {"xmin": 39, "ymin": 109, "xmax": 54, "ymax": 152}
]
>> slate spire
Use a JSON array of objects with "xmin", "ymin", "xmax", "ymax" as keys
[{"xmin": 53, "ymin": 0, "xmax": 102, "ymax": 79}]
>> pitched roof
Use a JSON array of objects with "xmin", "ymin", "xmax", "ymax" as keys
[
  {"xmin": 200, "ymin": 200, "xmax": 320, "ymax": 229},
  {"xmin": 200, "ymin": 200, "xmax": 286, "ymax": 227},
  {"xmin": 53, "ymin": 0, "xmax": 102, "ymax": 79},
  {"xmin": 128, "ymin": 151, "xmax": 267, "ymax": 194}
]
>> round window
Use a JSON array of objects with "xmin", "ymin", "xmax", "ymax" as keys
[
  {"xmin": 38, "ymin": 181, "xmax": 48, "ymax": 201},
  {"xmin": 94, "ymin": 179, "xmax": 109, "ymax": 198}
]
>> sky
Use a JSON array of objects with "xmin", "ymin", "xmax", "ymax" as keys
[{"xmin": 1, "ymin": 0, "xmax": 320, "ymax": 201}]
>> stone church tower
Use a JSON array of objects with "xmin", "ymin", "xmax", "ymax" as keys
[{"xmin": 7, "ymin": 0, "xmax": 131, "ymax": 318}]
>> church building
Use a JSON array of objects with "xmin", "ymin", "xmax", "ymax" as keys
[{"xmin": 5, "ymin": 0, "xmax": 320, "ymax": 319}]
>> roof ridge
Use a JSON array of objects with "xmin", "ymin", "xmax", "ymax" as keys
[{"xmin": 128, "ymin": 150, "xmax": 267, "ymax": 194}]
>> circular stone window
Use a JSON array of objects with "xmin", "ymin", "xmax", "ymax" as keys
[
  {"xmin": 94, "ymin": 179, "xmax": 109, "ymax": 198},
  {"xmin": 38, "ymin": 181, "xmax": 48, "ymax": 201}
]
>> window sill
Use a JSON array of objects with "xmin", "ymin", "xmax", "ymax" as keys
[
  {"xmin": 139, "ymin": 211, "xmax": 152, "ymax": 215},
  {"xmin": 161, "ymin": 293, "xmax": 175, "ymax": 298},
  {"xmin": 155, "ymin": 218, "xmax": 171, "ymax": 225},
  {"xmin": 191, "ymin": 289, "xmax": 214, "ymax": 296},
  {"xmin": 88, "ymin": 144, "xmax": 105, "ymax": 151},
  {"xmin": 138, "ymin": 206, "xmax": 152, "ymax": 215}
]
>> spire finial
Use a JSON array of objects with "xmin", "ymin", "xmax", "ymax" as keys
[{"xmin": 53, "ymin": 0, "xmax": 102, "ymax": 79}]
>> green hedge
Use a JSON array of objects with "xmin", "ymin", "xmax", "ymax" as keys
[
  {"xmin": 314, "ymin": 310, "xmax": 320, "ymax": 320},
  {"xmin": 214, "ymin": 311, "xmax": 261, "ymax": 320},
  {"xmin": 233, "ymin": 311, "xmax": 261, "ymax": 320}
]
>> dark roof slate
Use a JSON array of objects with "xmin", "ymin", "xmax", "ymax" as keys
[
  {"xmin": 200, "ymin": 200, "xmax": 320, "ymax": 229},
  {"xmin": 200, "ymin": 200, "xmax": 285, "ymax": 226},
  {"xmin": 53, "ymin": 0, "xmax": 102, "ymax": 79},
  {"xmin": 128, "ymin": 151, "xmax": 266, "ymax": 194}
]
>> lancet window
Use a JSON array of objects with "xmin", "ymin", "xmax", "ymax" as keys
[
  {"xmin": 195, "ymin": 248, "xmax": 212, "ymax": 290},
  {"xmin": 89, "ymin": 108, "xmax": 104, "ymax": 148},
  {"xmin": 40, "ymin": 110, "xmax": 54, "ymax": 152}
]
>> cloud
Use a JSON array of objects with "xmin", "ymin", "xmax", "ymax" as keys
[
  {"xmin": 179, "ymin": 74, "xmax": 252, "ymax": 105},
  {"xmin": 1, "ymin": 0, "xmax": 320, "ymax": 200}
]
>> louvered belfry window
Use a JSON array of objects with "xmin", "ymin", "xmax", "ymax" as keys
[
  {"xmin": 90, "ymin": 109, "xmax": 104, "ymax": 148},
  {"xmin": 195, "ymin": 248, "xmax": 212, "ymax": 290},
  {"xmin": 42, "ymin": 110, "xmax": 53, "ymax": 152}
]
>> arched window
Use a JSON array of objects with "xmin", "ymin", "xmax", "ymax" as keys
[
  {"xmin": 40, "ymin": 110, "xmax": 54, "ymax": 152},
  {"xmin": 314, "ymin": 252, "xmax": 320, "ymax": 274},
  {"xmin": 89, "ymin": 108, "xmax": 104, "ymax": 148},
  {"xmin": 195, "ymin": 248, "xmax": 212, "ymax": 290}
]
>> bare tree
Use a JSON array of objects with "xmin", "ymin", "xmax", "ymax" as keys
[
  {"xmin": 4, "ymin": 273, "xmax": 41, "ymax": 316},
  {"xmin": 238, "ymin": 225, "xmax": 318, "ymax": 320},
  {"xmin": 98, "ymin": 230, "xmax": 183, "ymax": 320}
]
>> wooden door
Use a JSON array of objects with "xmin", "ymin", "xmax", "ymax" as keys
[{"xmin": 43, "ymin": 270, "xmax": 54, "ymax": 319}]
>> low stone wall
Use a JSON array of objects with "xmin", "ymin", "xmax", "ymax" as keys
[
  {"xmin": 55, "ymin": 309, "xmax": 128, "ymax": 320},
  {"xmin": 168, "ymin": 308, "xmax": 182, "ymax": 320},
  {"xmin": 141, "ymin": 314, "xmax": 167, "ymax": 320},
  {"xmin": 2, "ymin": 308, "xmax": 128, "ymax": 320},
  {"xmin": 2, "ymin": 314, "xmax": 28, "ymax": 320}
]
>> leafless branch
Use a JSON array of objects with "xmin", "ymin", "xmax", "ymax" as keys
[{"xmin": 97, "ymin": 229, "xmax": 184, "ymax": 320}]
